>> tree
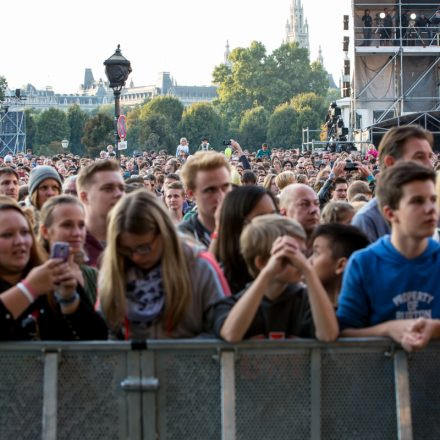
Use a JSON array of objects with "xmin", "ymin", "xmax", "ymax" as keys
[
  {"xmin": 213, "ymin": 41, "xmax": 330, "ymax": 129},
  {"xmin": 178, "ymin": 103, "xmax": 224, "ymax": 151},
  {"xmin": 35, "ymin": 108, "xmax": 70, "ymax": 153},
  {"xmin": 138, "ymin": 113, "xmax": 175, "ymax": 153},
  {"xmin": 82, "ymin": 113, "xmax": 114, "ymax": 157},
  {"xmin": 238, "ymin": 106, "xmax": 269, "ymax": 150},
  {"xmin": 267, "ymin": 103, "xmax": 297, "ymax": 148},
  {"xmin": 67, "ymin": 105, "xmax": 89, "ymax": 156},
  {"xmin": 141, "ymin": 96, "xmax": 184, "ymax": 127},
  {"xmin": 0, "ymin": 76, "xmax": 7, "ymax": 101}
]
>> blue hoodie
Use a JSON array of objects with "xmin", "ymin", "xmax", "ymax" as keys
[{"xmin": 337, "ymin": 235, "xmax": 440, "ymax": 330}]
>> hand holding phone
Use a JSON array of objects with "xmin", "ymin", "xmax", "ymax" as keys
[{"xmin": 50, "ymin": 242, "xmax": 70, "ymax": 262}]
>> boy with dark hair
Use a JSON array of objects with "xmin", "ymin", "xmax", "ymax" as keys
[
  {"xmin": 338, "ymin": 161, "xmax": 440, "ymax": 351},
  {"xmin": 310, "ymin": 224, "xmax": 369, "ymax": 306},
  {"xmin": 212, "ymin": 214, "xmax": 338, "ymax": 342}
]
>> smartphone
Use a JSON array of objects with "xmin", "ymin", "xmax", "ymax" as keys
[{"xmin": 50, "ymin": 242, "xmax": 70, "ymax": 262}]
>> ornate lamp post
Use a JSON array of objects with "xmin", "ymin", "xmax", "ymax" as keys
[{"xmin": 103, "ymin": 45, "xmax": 132, "ymax": 158}]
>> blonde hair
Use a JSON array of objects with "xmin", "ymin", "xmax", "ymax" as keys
[
  {"xmin": 320, "ymin": 201, "xmax": 355, "ymax": 224},
  {"xmin": 99, "ymin": 190, "xmax": 192, "ymax": 333},
  {"xmin": 240, "ymin": 214, "xmax": 306, "ymax": 278},
  {"xmin": 180, "ymin": 151, "xmax": 230, "ymax": 191},
  {"xmin": 262, "ymin": 173, "xmax": 276, "ymax": 191},
  {"xmin": 275, "ymin": 171, "xmax": 296, "ymax": 191},
  {"xmin": 77, "ymin": 159, "xmax": 120, "ymax": 192}
]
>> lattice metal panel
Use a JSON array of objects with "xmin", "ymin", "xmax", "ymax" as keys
[
  {"xmin": 156, "ymin": 350, "xmax": 221, "ymax": 440},
  {"xmin": 57, "ymin": 352, "xmax": 127, "ymax": 440},
  {"xmin": 321, "ymin": 351, "xmax": 396, "ymax": 439},
  {"xmin": 408, "ymin": 350, "xmax": 440, "ymax": 439},
  {"xmin": 235, "ymin": 351, "xmax": 311, "ymax": 440},
  {"xmin": 0, "ymin": 352, "xmax": 43, "ymax": 440}
]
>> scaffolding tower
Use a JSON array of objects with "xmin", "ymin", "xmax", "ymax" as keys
[
  {"xmin": 351, "ymin": 0, "xmax": 440, "ymax": 147},
  {"xmin": 0, "ymin": 94, "xmax": 26, "ymax": 156}
]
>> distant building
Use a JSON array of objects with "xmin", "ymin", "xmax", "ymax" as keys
[
  {"xmin": 316, "ymin": 46, "xmax": 338, "ymax": 90},
  {"xmin": 285, "ymin": 0, "xmax": 310, "ymax": 50}
]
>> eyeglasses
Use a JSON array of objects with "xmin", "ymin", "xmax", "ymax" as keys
[{"xmin": 117, "ymin": 235, "xmax": 158, "ymax": 258}]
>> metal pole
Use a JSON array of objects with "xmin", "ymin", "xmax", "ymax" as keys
[{"xmin": 114, "ymin": 89, "xmax": 121, "ymax": 159}]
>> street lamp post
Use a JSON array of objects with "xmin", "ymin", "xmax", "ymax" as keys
[{"xmin": 103, "ymin": 45, "xmax": 132, "ymax": 159}]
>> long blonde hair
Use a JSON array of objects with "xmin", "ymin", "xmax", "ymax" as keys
[{"xmin": 99, "ymin": 190, "xmax": 192, "ymax": 333}]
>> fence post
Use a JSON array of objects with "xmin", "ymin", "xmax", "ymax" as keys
[
  {"xmin": 394, "ymin": 350, "xmax": 413, "ymax": 440},
  {"xmin": 141, "ymin": 351, "xmax": 158, "ymax": 440},
  {"xmin": 221, "ymin": 350, "xmax": 236, "ymax": 440},
  {"xmin": 310, "ymin": 348, "xmax": 321, "ymax": 440},
  {"xmin": 42, "ymin": 351, "xmax": 59, "ymax": 440}
]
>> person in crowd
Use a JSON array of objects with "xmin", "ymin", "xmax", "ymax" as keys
[
  {"xmin": 275, "ymin": 171, "xmax": 296, "ymax": 192},
  {"xmin": 241, "ymin": 170, "xmax": 257, "ymax": 186},
  {"xmin": 212, "ymin": 186, "xmax": 278, "ymax": 294},
  {"xmin": 63, "ymin": 175, "xmax": 78, "ymax": 197},
  {"xmin": 310, "ymin": 223, "xmax": 369, "ymax": 307},
  {"xmin": 39, "ymin": 195, "xmax": 99, "ymax": 307},
  {"xmin": 320, "ymin": 201, "xmax": 355, "ymax": 225},
  {"xmin": 99, "ymin": 190, "xmax": 227, "ymax": 339},
  {"xmin": 77, "ymin": 160, "xmax": 125, "ymax": 267},
  {"xmin": 338, "ymin": 162, "xmax": 440, "ymax": 352},
  {"xmin": 178, "ymin": 151, "xmax": 231, "ymax": 248},
  {"xmin": 212, "ymin": 214, "xmax": 338, "ymax": 342},
  {"xmin": 0, "ymin": 197, "xmax": 107, "ymax": 340},
  {"xmin": 263, "ymin": 173, "xmax": 280, "ymax": 197},
  {"xmin": 175, "ymin": 137, "xmax": 189, "ymax": 158},
  {"xmin": 199, "ymin": 137, "xmax": 211, "ymax": 151},
  {"xmin": 27, "ymin": 165, "xmax": 63, "ymax": 214},
  {"xmin": 279, "ymin": 183, "xmax": 320, "ymax": 254},
  {"xmin": 352, "ymin": 125, "xmax": 434, "ymax": 242},
  {"xmin": 256, "ymin": 143, "xmax": 271, "ymax": 159},
  {"xmin": 0, "ymin": 167, "xmax": 20, "ymax": 201},
  {"xmin": 347, "ymin": 180, "xmax": 372, "ymax": 203},
  {"xmin": 164, "ymin": 181, "xmax": 185, "ymax": 224}
]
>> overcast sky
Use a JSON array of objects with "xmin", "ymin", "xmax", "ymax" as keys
[{"xmin": 3, "ymin": 0, "xmax": 351, "ymax": 93}]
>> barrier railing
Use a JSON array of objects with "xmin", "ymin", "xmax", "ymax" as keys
[{"xmin": 0, "ymin": 338, "xmax": 438, "ymax": 440}]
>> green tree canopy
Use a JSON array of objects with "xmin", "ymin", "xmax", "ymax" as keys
[
  {"xmin": 25, "ymin": 109, "xmax": 37, "ymax": 151},
  {"xmin": 213, "ymin": 41, "xmax": 329, "ymax": 129},
  {"xmin": 238, "ymin": 106, "xmax": 269, "ymax": 150},
  {"xmin": 35, "ymin": 108, "xmax": 70, "ymax": 153},
  {"xmin": 67, "ymin": 105, "xmax": 89, "ymax": 156},
  {"xmin": 141, "ymin": 96, "xmax": 184, "ymax": 127},
  {"xmin": 178, "ymin": 103, "xmax": 224, "ymax": 151},
  {"xmin": 138, "ymin": 112, "xmax": 175, "ymax": 153},
  {"xmin": 81, "ymin": 113, "xmax": 114, "ymax": 157},
  {"xmin": 267, "ymin": 103, "xmax": 297, "ymax": 148}
]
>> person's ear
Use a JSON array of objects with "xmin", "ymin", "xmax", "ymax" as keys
[
  {"xmin": 279, "ymin": 207, "xmax": 286, "ymax": 216},
  {"xmin": 335, "ymin": 257, "xmax": 348, "ymax": 276},
  {"xmin": 383, "ymin": 155, "xmax": 395, "ymax": 168},
  {"xmin": 254, "ymin": 255, "xmax": 267, "ymax": 271},
  {"xmin": 40, "ymin": 224, "xmax": 49, "ymax": 241},
  {"xmin": 382, "ymin": 205, "xmax": 397, "ymax": 223},
  {"xmin": 79, "ymin": 190, "xmax": 88, "ymax": 205},
  {"xmin": 186, "ymin": 188, "xmax": 195, "ymax": 199}
]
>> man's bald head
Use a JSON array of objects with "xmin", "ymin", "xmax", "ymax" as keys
[{"xmin": 280, "ymin": 184, "xmax": 320, "ymax": 235}]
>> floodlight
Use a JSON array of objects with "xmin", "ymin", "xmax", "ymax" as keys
[
  {"xmin": 379, "ymin": 12, "xmax": 386, "ymax": 19},
  {"xmin": 410, "ymin": 13, "xmax": 417, "ymax": 20}
]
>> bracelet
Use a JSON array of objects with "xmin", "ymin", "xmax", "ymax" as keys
[
  {"xmin": 22, "ymin": 279, "xmax": 38, "ymax": 299},
  {"xmin": 211, "ymin": 231, "xmax": 218, "ymax": 240},
  {"xmin": 17, "ymin": 282, "xmax": 34, "ymax": 304},
  {"xmin": 54, "ymin": 291, "xmax": 79, "ymax": 306}
]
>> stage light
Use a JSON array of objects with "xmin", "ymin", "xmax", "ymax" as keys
[
  {"xmin": 410, "ymin": 13, "xmax": 417, "ymax": 20},
  {"xmin": 379, "ymin": 12, "xmax": 386, "ymax": 19}
]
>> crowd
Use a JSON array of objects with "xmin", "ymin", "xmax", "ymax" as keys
[{"xmin": 0, "ymin": 124, "xmax": 439, "ymax": 351}]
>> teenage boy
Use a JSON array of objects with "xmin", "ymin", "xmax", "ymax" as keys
[
  {"xmin": 338, "ymin": 162, "xmax": 440, "ymax": 351},
  {"xmin": 212, "ymin": 214, "xmax": 338, "ymax": 342},
  {"xmin": 309, "ymin": 224, "xmax": 369, "ymax": 307},
  {"xmin": 0, "ymin": 168, "xmax": 20, "ymax": 201},
  {"xmin": 77, "ymin": 160, "xmax": 125, "ymax": 267}
]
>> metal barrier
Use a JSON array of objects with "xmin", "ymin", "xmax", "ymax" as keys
[{"xmin": 0, "ymin": 339, "xmax": 438, "ymax": 440}]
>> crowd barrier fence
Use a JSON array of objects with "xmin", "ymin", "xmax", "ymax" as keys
[{"xmin": 0, "ymin": 338, "xmax": 438, "ymax": 440}]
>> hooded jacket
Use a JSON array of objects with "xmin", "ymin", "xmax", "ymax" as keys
[{"xmin": 337, "ymin": 235, "xmax": 440, "ymax": 329}]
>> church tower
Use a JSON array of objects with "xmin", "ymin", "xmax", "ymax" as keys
[
  {"xmin": 224, "ymin": 40, "xmax": 231, "ymax": 68},
  {"xmin": 285, "ymin": 0, "xmax": 310, "ymax": 51}
]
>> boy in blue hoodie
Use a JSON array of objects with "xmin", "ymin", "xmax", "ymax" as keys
[{"xmin": 337, "ymin": 161, "xmax": 440, "ymax": 351}]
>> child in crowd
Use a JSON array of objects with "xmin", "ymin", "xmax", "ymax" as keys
[
  {"xmin": 337, "ymin": 162, "xmax": 440, "ymax": 351},
  {"xmin": 309, "ymin": 224, "xmax": 369, "ymax": 307},
  {"xmin": 212, "ymin": 214, "xmax": 338, "ymax": 342}
]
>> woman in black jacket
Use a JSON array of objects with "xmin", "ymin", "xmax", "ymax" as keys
[{"xmin": 0, "ymin": 197, "xmax": 107, "ymax": 340}]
